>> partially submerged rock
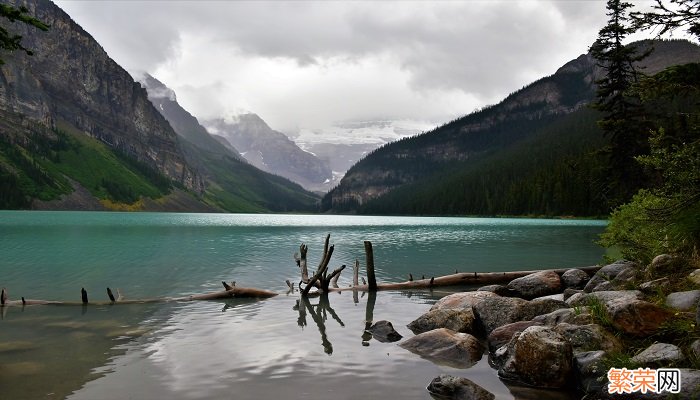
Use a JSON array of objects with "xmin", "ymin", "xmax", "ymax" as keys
[
  {"xmin": 430, "ymin": 291, "xmax": 497, "ymax": 311},
  {"xmin": 507, "ymin": 270, "xmax": 561, "ymax": 300},
  {"xmin": 399, "ymin": 328, "xmax": 483, "ymax": 369},
  {"xmin": 366, "ymin": 320, "xmax": 402, "ymax": 343},
  {"xmin": 498, "ymin": 325, "xmax": 573, "ymax": 389},
  {"xmin": 472, "ymin": 296, "xmax": 567, "ymax": 335},
  {"xmin": 574, "ymin": 350, "xmax": 607, "ymax": 393},
  {"xmin": 407, "ymin": 308, "xmax": 476, "ymax": 335},
  {"xmin": 427, "ymin": 374, "xmax": 495, "ymax": 400}
]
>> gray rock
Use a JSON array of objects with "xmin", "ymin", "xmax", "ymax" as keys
[
  {"xmin": 567, "ymin": 290, "xmax": 644, "ymax": 308},
  {"xmin": 561, "ymin": 269, "xmax": 590, "ymax": 289},
  {"xmin": 473, "ymin": 297, "xmax": 568, "ymax": 335},
  {"xmin": 647, "ymin": 254, "xmax": 677, "ymax": 277},
  {"xmin": 431, "ymin": 291, "xmax": 497, "ymax": 311},
  {"xmin": 477, "ymin": 285, "xmax": 514, "ymax": 297},
  {"xmin": 639, "ymin": 277, "xmax": 671, "ymax": 294},
  {"xmin": 532, "ymin": 293, "xmax": 565, "ymax": 302},
  {"xmin": 563, "ymin": 288, "xmax": 583, "ymax": 301},
  {"xmin": 612, "ymin": 266, "xmax": 639, "ymax": 284},
  {"xmin": 574, "ymin": 350, "xmax": 607, "ymax": 393},
  {"xmin": 498, "ymin": 326, "xmax": 573, "ymax": 389},
  {"xmin": 691, "ymin": 339, "xmax": 700, "ymax": 358},
  {"xmin": 689, "ymin": 269, "xmax": 700, "ymax": 286},
  {"xmin": 407, "ymin": 308, "xmax": 476, "ymax": 335},
  {"xmin": 590, "ymin": 280, "xmax": 616, "ymax": 292},
  {"xmin": 399, "ymin": 328, "xmax": 483, "ymax": 369},
  {"xmin": 632, "ymin": 343, "xmax": 685, "ymax": 366},
  {"xmin": 507, "ymin": 270, "xmax": 562, "ymax": 300},
  {"xmin": 487, "ymin": 320, "xmax": 542, "ymax": 353},
  {"xmin": 665, "ymin": 290, "xmax": 700, "ymax": 311},
  {"xmin": 584, "ymin": 260, "xmax": 637, "ymax": 292},
  {"xmin": 472, "ymin": 296, "xmax": 529, "ymax": 335},
  {"xmin": 532, "ymin": 307, "xmax": 593, "ymax": 326},
  {"xmin": 427, "ymin": 375, "xmax": 495, "ymax": 400},
  {"xmin": 366, "ymin": 320, "xmax": 402, "ymax": 343},
  {"xmin": 553, "ymin": 323, "xmax": 622, "ymax": 353}
]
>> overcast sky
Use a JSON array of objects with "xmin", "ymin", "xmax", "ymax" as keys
[{"xmin": 54, "ymin": 0, "xmax": 671, "ymax": 134}]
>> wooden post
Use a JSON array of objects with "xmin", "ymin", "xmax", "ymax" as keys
[
  {"xmin": 298, "ymin": 244, "xmax": 309, "ymax": 283},
  {"xmin": 107, "ymin": 288, "xmax": 116, "ymax": 302},
  {"xmin": 1, "ymin": 288, "xmax": 7, "ymax": 306},
  {"xmin": 81, "ymin": 288, "xmax": 88, "ymax": 304},
  {"xmin": 353, "ymin": 259, "xmax": 359, "ymax": 287},
  {"xmin": 364, "ymin": 241, "xmax": 377, "ymax": 292}
]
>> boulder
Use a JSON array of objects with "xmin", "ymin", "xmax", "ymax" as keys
[
  {"xmin": 552, "ymin": 323, "xmax": 622, "ymax": 353},
  {"xmin": 631, "ymin": 343, "xmax": 685, "ymax": 366},
  {"xmin": 473, "ymin": 297, "xmax": 567, "ymax": 335},
  {"xmin": 563, "ymin": 288, "xmax": 583, "ymax": 301},
  {"xmin": 472, "ymin": 296, "xmax": 529, "ymax": 335},
  {"xmin": 561, "ymin": 268, "xmax": 590, "ymax": 289},
  {"xmin": 507, "ymin": 270, "xmax": 562, "ymax": 300},
  {"xmin": 487, "ymin": 320, "xmax": 542, "ymax": 353},
  {"xmin": 689, "ymin": 269, "xmax": 700, "ymax": 286},
  {"xmin": 399, "ymin": 328, "xmax": 483, "ymax": 369},
  {"xmin": 584, "ymin": 260, "xmax": 638, "ymax": 292},
  {"xmin": 407, "ymin": 308, "xmax": 475, "ymax": 335},
  {"xmin": 611, "ymin": 266, "xmax": 640, "ymax": 285},
  {"xmin": 691, "ymin": 339, "xmax": 700, "ymax": 358},
  {"xmin": 665, "ymin": 290, "xmax": 700, "ymax": 311},
  {"xmin": 574, "ymin": 350, "xmax": 607, "ymax": 393},
  {"xmin": 366, "ymin": 320, "xmax": 402, "ymax": 343},
  {"xmin": 532, "ymin": 293, "xmax": 565, "ymax": 302},
  {"xmin": 426, "ymin": 375, "xmax": 495, "ymax": 400},
  {"xmin": 606, "ymin": 299, "xmax": 673, "ymax": 336},
  {"xmin": 431, "ymin": 291, "xmax": 497, "ymax": 311},
  {"xmin": 532, "ymin": 307, "xmax": 593, "ymax": 326},
  {"xmin": 477, "ymin": 284, "xmax": 514, "ymax": 297},
  {"xmin": 567, "ymin": 290, "xmax": 644, "ymax": 308},
  {"xmin": 639, "ymin": 277, "xmax": 671, "ymax": 294},
  {"xmin": 498, "ymin": 326, "xmax": 573, "ymax": 389},
  {"xmin": 647, "ymin": 254, "xmax": 678, "ymax": 277}
]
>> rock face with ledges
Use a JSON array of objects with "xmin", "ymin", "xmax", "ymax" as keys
[{"xmin": 0, "ymin": 0, "xmax": 203, "ymax": 192}]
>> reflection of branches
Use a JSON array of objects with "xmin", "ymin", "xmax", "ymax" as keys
[
  {"xmin": 362, "ymin": 291, "xmax": 376, "ymax": 344},
  {"xmin": 296, "ymin": 293, "xmax": 346, "ymax": 355}
]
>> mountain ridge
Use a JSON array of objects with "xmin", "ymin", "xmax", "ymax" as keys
[{"xmin": 322, "ymin": 39, "xmax": 700, "ymax": 215}]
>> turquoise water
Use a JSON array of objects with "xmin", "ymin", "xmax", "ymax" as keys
[{"xmin": 0, "ymin": 212, "xmax": 606, "ymax": 399}]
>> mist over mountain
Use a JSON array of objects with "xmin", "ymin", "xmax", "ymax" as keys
[
  {"xmin": 0, "ymin": 0, "xmax": 318, "ymax": 212},
  {"xmin": 203, "ymin": 114, "xmax": 332, "ymax": 192},
  {"xmin": 322, "ymin": 39, "xmax": 700, "ymax": 216}
]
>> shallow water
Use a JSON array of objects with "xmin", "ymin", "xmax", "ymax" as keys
[{"xmin": 0, "ymin": 212, "xmax": 606, "ymax": 399}]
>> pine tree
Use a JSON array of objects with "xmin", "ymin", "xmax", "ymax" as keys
[{"xmin": 589, "ymin": 0, "xmax": 651, "ymax": 206}]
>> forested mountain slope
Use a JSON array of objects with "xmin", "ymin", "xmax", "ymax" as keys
[
  {"xmin": 0, "ymin": 0, "xmax": 318, "ymax": 212},
  {"xmin": 322, "ymin": 40, "xmax": 700, "ymax": 216}
]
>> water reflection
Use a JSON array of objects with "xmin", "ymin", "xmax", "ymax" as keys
[{"xmin": 295, "ymin": 294, "xmax": 346, "ymax": 354}]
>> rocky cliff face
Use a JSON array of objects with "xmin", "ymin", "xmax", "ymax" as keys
[
  {"xmin": 323, "ymin": 40, "xmax": 700, "ymax": 212},
  {"xmin": 204, "ymin": 114, "xmax": 332, "ymax": 191},
  {"xmin": 0, "ymin": 0, "xmax": 203, "ymax": 192}
]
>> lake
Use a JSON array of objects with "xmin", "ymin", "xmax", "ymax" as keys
[{"xmin": 0, "ymin": 211, "xmax": 607, "ymax": 399}]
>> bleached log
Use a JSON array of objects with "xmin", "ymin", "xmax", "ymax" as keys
[{"xmin": 353, "ymin": 259, "xmax": 359, "ymax": 287}]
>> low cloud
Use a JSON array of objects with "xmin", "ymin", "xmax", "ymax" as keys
[{"xmin": 56, "ymin": 1, "xmax": 635, "ymax": 132}]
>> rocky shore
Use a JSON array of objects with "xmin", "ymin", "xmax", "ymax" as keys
[{"xmin": 385, "ymin": 255, "xmax": 700, "ymax": 399}]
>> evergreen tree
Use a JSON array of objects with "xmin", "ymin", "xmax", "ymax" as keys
[
  {"xmin": 589, "ymin": 0, "xmax": 650, "ymax": 206},
  {"xmin": 0, "ymin": 4, "xmax": 48, "ymax": 65},
  {"xmin": 633, "ymin": 0, "xmax": 700, "ymax": 40}
]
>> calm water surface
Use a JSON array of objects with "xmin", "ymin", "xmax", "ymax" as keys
[{"xmin": 0, "ymin": 212, "xmax": 607, "ymax": 399}]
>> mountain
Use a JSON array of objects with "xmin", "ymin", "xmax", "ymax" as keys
[
  {"xmin": 204, "ymin": 114, "xmax": 332, "ymax": 192},
  {"xmin": 322, "ymin": 39, "xmax": 700, "ymax": 215},
  {"xmin": 289, "ymin": 119, "xmax": 433, "ymax": 185},
  {"xmin": 139, "ymin": 74, "xmax": 320, "ymax": 212},
  {"xmin": 0, "ymin": 0, "xmax": 318, "ymax": 212}
]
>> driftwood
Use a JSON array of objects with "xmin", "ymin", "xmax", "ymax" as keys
[{"xmin": 0, "ymin": 282, "xmax": 278, "ymax": 307}]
